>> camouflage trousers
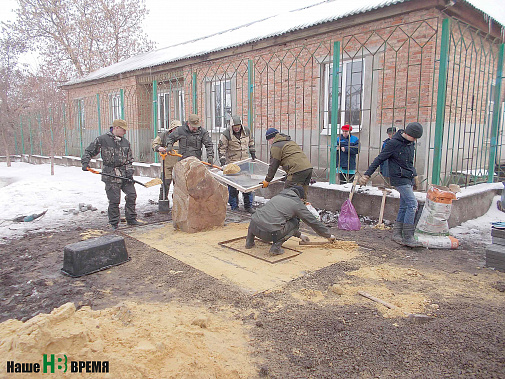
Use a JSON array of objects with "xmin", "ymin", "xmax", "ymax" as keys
[{"xmin": 105, "ymin": 180, "xmax": 137, "ymax": 226}]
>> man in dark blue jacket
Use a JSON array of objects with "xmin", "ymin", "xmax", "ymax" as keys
[
  {"xmin": 380, "ymin": 126, "xmax": 396, "ymax": 183},
  {"xmin": 359, "ymin": 122, "xmax": 423, "ymax": 247},
  {"xmin": 336, "ymin": 124, "xmax": 360, "ymax": 183}
]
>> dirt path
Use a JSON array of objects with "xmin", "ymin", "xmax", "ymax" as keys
[{"xmin": 1, "ymin": 210, "xmax": 505, "ymax": 378}]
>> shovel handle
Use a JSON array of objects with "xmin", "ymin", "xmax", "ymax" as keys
[
  {"xmin": 87, "ymin": 167, "xmax": 100, "ymax": 174},
  {"xmin": 167, "ymin": 150, "xmax": 223, "ymax": 170}
]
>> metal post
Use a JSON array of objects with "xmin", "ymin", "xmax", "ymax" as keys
[
  {"xmin": 78, "ymin": 101, "xmax": 83, "ymax": 157},
  {"xmin": 488, "ymin": 43, "xmax": 505, "ymax": 182},
  {"xmin": 192, "ymin": 72, "xmax": 197, "ymax": 114},
  {"xmin": 29, "ymin": 116, "xmax": 33, "ymax": 156},
  {"xmin": 432, "ymin": 18, "xmax": 451, "ymax": 185},
  {"xmin": 248, "ymin": 59, "xmax": 254, "ymax": 136},
  {"xmin": 14, "ymin": 132, "xmax": 17, "ymax": 155},
  {"xmin": 20, "ymin": 115, "xmax": 25, "ymax": 155},
  {"xmin": 37, "ymin": 114, "xmax": 42, "ymax": 155},
  {"xmin": 96, "ymin": 94, "xmax": 102, "ymax": 135},
  {"xmin": 63, "ymin": 104, "xmax": 68, "ymax": 156},
  {"xmin": 120, "ymin": 89, "xmax": 124, "ymax": 119},
  {"xmin": 153, "ymin": 80, "xmax": 158, "ymax": 163},
  {"xmin": 329, "ymin": 41, "xmax": 341, "ymax": 184}
]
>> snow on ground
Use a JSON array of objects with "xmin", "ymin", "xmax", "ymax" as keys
[
  {"xmin": 0, "ymin": 162, "xmax": 160, "ymax": 242},
  {"xmin": 1, "ymin": 162, "xmax": 504, "ymax": 246},
  {"xmin": 450, "ymin": 195, "xmax": 505, "ymax": 246}
]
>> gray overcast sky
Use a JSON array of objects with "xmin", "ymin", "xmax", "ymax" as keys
[{"xmin": 1, "ymin": 0, "xmax": 504, "ymax": 70}]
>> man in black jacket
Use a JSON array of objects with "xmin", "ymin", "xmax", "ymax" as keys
[
  {"xmin": 359, "ymin": 122, "xmax": 423, "ymax": 247},
  {"xmin": 246, "ymin": 186, "xmax": 335, "ymax": 255},
  {"xmin": 81, "ymin": 119, "xmax": 139, "ymax": 229},
  {"xmin": 164, "ymin": 114, "xmax": 214, "ymax": 163}
]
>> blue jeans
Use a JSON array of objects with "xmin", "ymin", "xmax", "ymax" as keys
[
  {"xmin": 395, "ymin": 184, "xmax": 418, "ymax": 225},
  {"xmin": 228, "ymin": 185, "xmax": 253, "ymax": 210}
]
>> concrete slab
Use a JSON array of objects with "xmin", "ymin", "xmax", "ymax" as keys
[{"xmin": 124, "ymin": 222, "xmax": 359, "ymax": 294}]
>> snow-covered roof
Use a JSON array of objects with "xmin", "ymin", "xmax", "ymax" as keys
[{"xmin": 63, "ymin": 0, "xmax": 502, "ymax": 87}]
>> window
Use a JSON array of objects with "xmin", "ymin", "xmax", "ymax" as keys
[
  {"xmin": 322, "ymin": 60, "xmax": 364, "ymax": 131},
  {"xmin": 206, "ymin": 78, "xmax": 235, "ymax": 131},
  {"xmin": 158, "ymin": 88, "xmax": 185, "ymax": 132},
  {"xmin": 109, "ymin": 93, "xmax": 121, "ymax": 122}
]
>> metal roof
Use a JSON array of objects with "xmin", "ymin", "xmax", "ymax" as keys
[{"xmin": 64, "ymin": 0, "xmax": 502, "ymax": 86}]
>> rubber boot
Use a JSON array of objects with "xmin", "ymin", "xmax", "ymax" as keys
[
  {"xmin": 269, "ymin": 241, "xmax": 284, "ymax": 256},
  {"xmin": 401, "ymin": 224, "xmax": 422, "ymax": 247},
  {"xmin": 245, "ymin": 229, "xmax": 256, "ymax": 249},
  {"xmin": 392, "ymin": 222, "xmax": 404, "ymax": 244}
]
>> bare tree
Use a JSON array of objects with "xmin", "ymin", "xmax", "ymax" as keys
[
  {"xmin": 0, "ymin": 23, "xmax": 28, "ymax": 167},
  {"xmin": 14, "ymin": 0, "xmax": 156, "ymax": 80},
  {"xmin": 23, "ymin": 71, "xmax": 66, "ymax": 175}
]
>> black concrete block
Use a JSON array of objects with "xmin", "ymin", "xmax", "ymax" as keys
[
  {"xmin": 486, "ymin": 244, "xmax": 505, "ymax": 273},
  {"xmin": 491, "ymin": 227, "xmax": 505, "ymax": 239},
  {"xmin": 61, "ymin": 235, "xmax": 129, "ymax": 277}
]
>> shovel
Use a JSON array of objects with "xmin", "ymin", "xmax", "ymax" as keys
[
  {"xmin": 374, "ymin": 186, "xmax": 392, "ymax": 229},
  {"xmin": 158, "ymin": 152, "xmax": 170, "ymax": 213},
  {"xmin": 86, "ymin": 168, "xmax": 162, "ymax": 188},
  {"xmin": 338, "ymin": 175, "xmax": 361, "ymax": 231},
  {"xmin": 167, "ymin": 151, "xmax": 224, "ymax": 171}
]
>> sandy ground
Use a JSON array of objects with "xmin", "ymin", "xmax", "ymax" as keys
[{"xmin": 1, "ymin": 208, "xmax": 505, "ymax": 378}]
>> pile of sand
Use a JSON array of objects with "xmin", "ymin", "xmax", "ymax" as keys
[
  {"xmin": 223, "ymin": 164, "xmax": 241, "ymax": 175},
  {"xmin": 0, "ymin": 302, "xmax": 255, "ymax": 378}
]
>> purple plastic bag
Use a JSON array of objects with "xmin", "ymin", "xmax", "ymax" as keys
[{"xmin": 338, "ymin": 199, "xmax": 361, "ymax": 231}]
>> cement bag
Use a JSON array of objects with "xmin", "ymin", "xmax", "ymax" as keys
[
  {"xmin": 416, "ymin": 185, "xmax": 457, "ymax": 236},
  {"xmin": 338, "ymin": 199, "xmax": 361, "ymax": 231},
  {"xmin": 415, "ymin": 234, "xmax": 459, "ymax": 249}
]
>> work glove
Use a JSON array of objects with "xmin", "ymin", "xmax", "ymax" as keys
[
  {"xmin": 299, "ymin": 234, "xmax": 310, "ymax": 242},
  {"xmin": 81, "ymin": 163, "xmax": 89, "ymax": 171},
  {"xmin": 261, "ymin": 180, "xmax": 270, "ymax": 188},
  {"xmin": 250, "ymin": 152, "xmax": 256, "ymax": 161},
  {"xmin": 220, "ymin": 158, "xmax": 226, "ymax": 167},
  {"xmin": 358, "ymin": 174, "xmax": 370, "ymax": 186},
  {"xmin": 158, "ymin": 146, "xmax": 167, "ymax": 153},
  {"xmin": 328, "ymin": 234, "xmax": 336, "ymax": 243}
]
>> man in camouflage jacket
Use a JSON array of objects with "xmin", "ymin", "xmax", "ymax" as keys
[
  {"xmin": 218, "ymin": 115, "xmax": 256, "ymax": 212},
  {"xmin": 152, "ymin": 119, "xmax": 182, "ymax": 202},
  {"xmin": 261, "ymin": 128, "xmax": 313, "ymax": 199},
  {"xmin": 81, "ymin": 119, "xmax": 138, "ymax": 229}
]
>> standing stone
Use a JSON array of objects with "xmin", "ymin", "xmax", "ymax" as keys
[{"xmin": 172, "ymin": 157, "xmax": 228, "ymax": 233}]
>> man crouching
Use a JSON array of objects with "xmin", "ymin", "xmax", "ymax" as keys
[{"xmin": 246, "ymin": 186, "xmax": 335, "ymax": 255}]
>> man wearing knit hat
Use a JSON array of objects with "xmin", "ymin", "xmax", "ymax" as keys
[
  {"xmin": 246, "ymin": 185, "xmax": 335, "ymax": 255},
  {"xmin": 152, "ymin": 119, "xmax": 183, "ymax": 206},
  {"xmin": 359, "ymin": 122, "xmax": 423, "ymax": 247},
  {"xmin": 262, "ymin": 128, "xmax": 313, "ymax": 199},
  {"xmin": 336, "ymin": 124, "xmax": 360, "ymax": 183},
  {"xmin": 81, "ymin": 119, "xmax": 140, "ymax": 229}
]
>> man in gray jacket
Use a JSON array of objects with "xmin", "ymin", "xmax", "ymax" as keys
[
  {"xmin": 164, "ymin": 113, "xmax": 214, "ymax": 163},
  {"xmin": 246, "ymin": 186, "xmax": 335, "ymax": 255}
]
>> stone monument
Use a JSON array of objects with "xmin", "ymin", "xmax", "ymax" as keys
[{"xmin": 172, "ymin": 157, "xmax": 228, "ymax": 233}]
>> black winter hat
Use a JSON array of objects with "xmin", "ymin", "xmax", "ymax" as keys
[
  {"xmin": 291, "ymin": 185, "xmax": 305, "ymax": 199},
  {"xmin": 405, "ymin": 122, "xmax": 423, "ymax": 139}
]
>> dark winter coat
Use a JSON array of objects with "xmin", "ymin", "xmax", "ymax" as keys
[
  {"xmin": 82, "ymin": 132, "xmax": 134, "ymax": 184},
  {"xmin": 336, "ymin": 134, "xmax": 360, "ymax": 171},
  {"xmin": 380, "ymin": 138, "xmax": 391, "ymax": 177},
  {"xmin": 364, "ymin": 130, "xmax": 417, "ymax": 186},
  {"xmin": 165, "ymin": 123, "xmax": 214, "ymax": 162},
  {"xmin": 251, "ymin": 188, "xmax": 331, "ymax": 237},
  {"xmin": 266, "ymin": 133, "xmax": 312, "ymax": 182}
]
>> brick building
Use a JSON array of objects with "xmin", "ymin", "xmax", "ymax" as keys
[{"xmin": 61, "ymin": 0, "xmax": 505, "ymax": 187}]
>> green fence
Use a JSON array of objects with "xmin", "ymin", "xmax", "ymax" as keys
[{"xmin": 12, "ymin": 17, "xmax": 505, "ymax": 188}]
